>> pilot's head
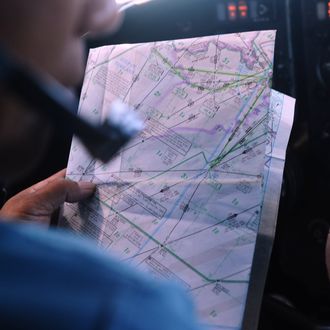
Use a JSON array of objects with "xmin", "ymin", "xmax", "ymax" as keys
[{"xmin": 0, "ymin": 0, "xmax": 121, "ymax": 183}]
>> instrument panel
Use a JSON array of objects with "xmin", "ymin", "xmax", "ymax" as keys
[{"xmin": 217, "ymin": 0, "xmax": 276, "ymax": 22}]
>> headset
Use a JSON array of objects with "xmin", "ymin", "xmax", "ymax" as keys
[{"xmin": 0, "ymin": 46, "xmax": 142, "ymax": 163}]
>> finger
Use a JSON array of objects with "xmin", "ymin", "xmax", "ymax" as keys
[
  {"xmin": 49, "ymin": 168, "xmax": 67, "ymax": 179},
  {"xmin": 42, "ymin": 179, "xmax": 96, "ymax": 210},
  {"xmin": 27, "ymin": 169, "xmax": 67, "ymax": 193}
]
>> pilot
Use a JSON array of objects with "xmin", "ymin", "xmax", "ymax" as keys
[{"xmin": 0, "ymin": 0, "xmax": 200, "ymax": 329}]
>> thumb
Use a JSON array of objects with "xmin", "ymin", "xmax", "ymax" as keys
[
  {"xmin": 0, "ymin": 177, "xmax": 96, "ymax": 224},
  {"xmin": 42, "ymin": 179, "xmax": 96, "ymax": 210}
]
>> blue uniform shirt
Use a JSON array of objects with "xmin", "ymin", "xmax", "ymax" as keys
[{"xmin": 0, "ymin": 222, "xmax": 201, "ymax": 330}]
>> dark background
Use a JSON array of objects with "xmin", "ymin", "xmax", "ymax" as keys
[{"xmin": 7, "ymin": 0, "xmax": 330, "ymax": 328}]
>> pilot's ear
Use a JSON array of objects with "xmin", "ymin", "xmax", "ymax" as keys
[{"xmin": 80, "ymin": 0, "xmax": 124, "ymax": 37}]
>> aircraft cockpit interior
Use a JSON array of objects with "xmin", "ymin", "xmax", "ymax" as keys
[{"xmin": 4, "ymin": 1, "xmax": 330, "ymax": 329}]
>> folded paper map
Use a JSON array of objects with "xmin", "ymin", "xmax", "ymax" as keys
[{"xmin": 60, "ymin": 31, "xmax": 295, "ymax": 329}]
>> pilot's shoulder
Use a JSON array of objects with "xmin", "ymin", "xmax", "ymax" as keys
[{"xmin": 0, "ymin": 222, "xmax": 201, "ymax": 330}]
